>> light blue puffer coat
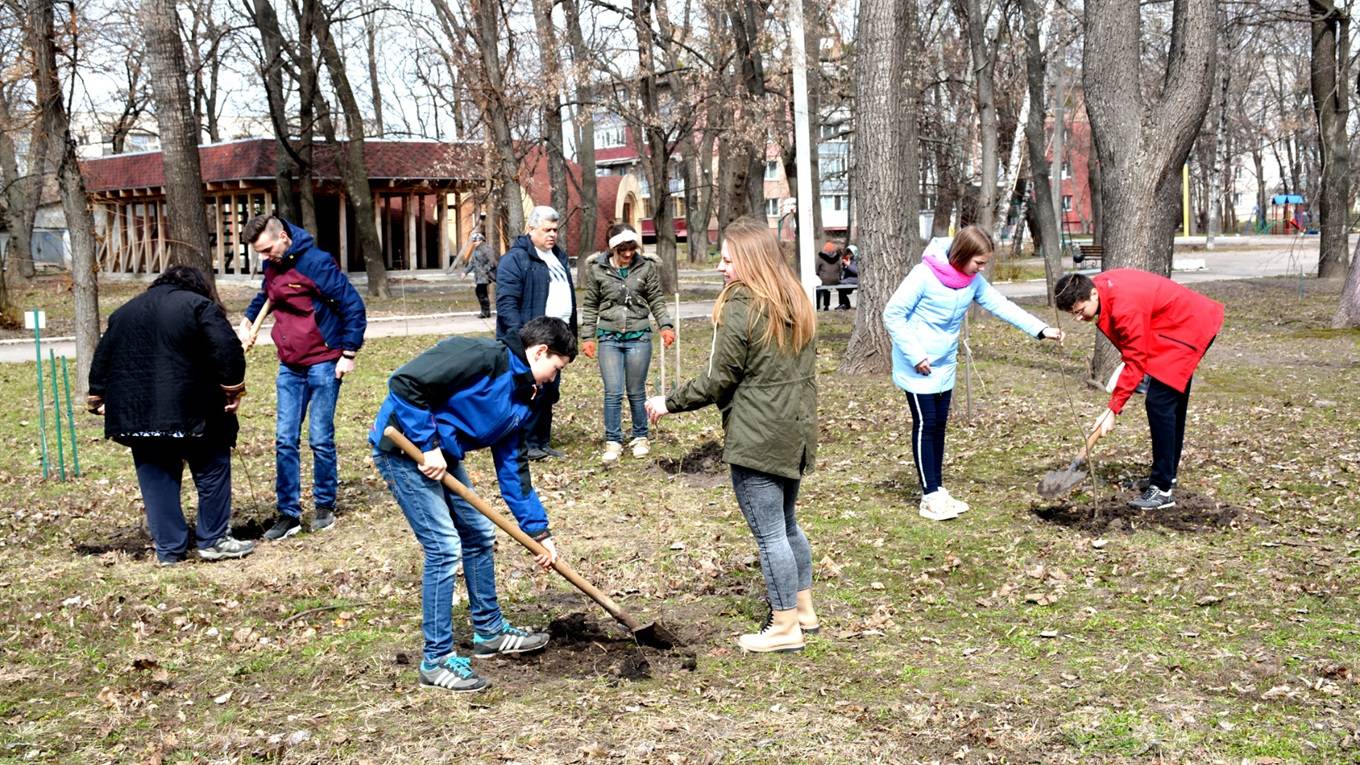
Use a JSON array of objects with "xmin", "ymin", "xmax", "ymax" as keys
[{"xmin": 883, "ymin": 238, "xmax": 1049, "ymax": 394}]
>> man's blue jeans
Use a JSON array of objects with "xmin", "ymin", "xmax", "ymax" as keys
[
  {"xmin": 598, "ymin": 336, "xmax": 652, "ymax": 443},
  {"xmin": 276, "ymin": 360, "xmax": 341, "ymax": 519},
  {"xmin": 372, "ymin": 449, "xmax": 506, "ymax": 662}
]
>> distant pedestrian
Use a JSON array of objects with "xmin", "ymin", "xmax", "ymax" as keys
[
  {"xmin": 238, "ymin": 215, "xmax": 368, "ymax": 541},
  {"xmin": 88, "ymin": 265, "xmax": 254, "ymax": 566},
  {"xmin": 837, "ymin": 246, "xmax": 857, "ymax": 310},
  {"xmin": 454, "ymin": 232, "xmax": 497, "ymax": 318},
  {"xmin": 815, "ymin": 241, "xmax": 843, "ymax": 311},
  {"xmin": 579, "ymin": 222, "xmax": 675, "ymax": 463}
]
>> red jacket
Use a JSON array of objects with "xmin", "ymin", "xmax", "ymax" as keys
[{"xmin": 1094, "ymin": 269, "xmax": 1224, "ymax": 414}]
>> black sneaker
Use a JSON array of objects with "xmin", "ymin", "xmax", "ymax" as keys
[
  {"xmin": 525, "ymin": 447, "xmax": 549, "ymax": 461},
  {"xmin": 198, "ymin": 536, "xmax": 256, "ymax": 561},
  {"xmin": 1128, "ymin": 487, "xmax": 1175, "ymax": 510},
  {"xmin": 263, "ymin": 514, "xmax": 302, "ymax": 541},
  {"xmin": 418, "ymin": 654, "xmax": 488, "ymax": 692},
  {"xmin": 540, "ymin": 446, "xmax": 565, "ymax": 459},
  {"xmin": 472, "ymin": 625, "xmax": 549, "ymax": 657},
  {"xmin": 312, "ymin": 507, "xmax": 337, "ymax": 532}
]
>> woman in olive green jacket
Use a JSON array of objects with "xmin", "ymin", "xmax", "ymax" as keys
[
  {"xmin": 580, "ymin": 223, "xmax": 675, "ymax": 463},
  {"xmin": 645, "ymin": 217, "xmax": 818, "ymax": 654}
]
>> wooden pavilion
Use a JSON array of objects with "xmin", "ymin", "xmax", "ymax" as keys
[{"xmin": 79, "ymin": 138, "xmax": 487, "ymax": 275}]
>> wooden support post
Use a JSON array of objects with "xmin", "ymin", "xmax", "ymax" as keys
[
  {"xmin": 157, "ymin": 200, "xmax": 168, "ymax": 272},
  {"xmin": 375, "ymin": 193, "xmax": 387, "ymax": 267},
  {"xmin": 437, "ymin": 191, "xmax": 449, "ymax": 270},
  {"xmin": 338, "ymin": 192, "xmax": 348, "ymax": 272},
  {"xmin": 406, "ymin": 192, "xmax": 417, "ymax": 271},
  {"xmin": 214, "ymin": 195, "xmax": 225, "ymax": 274},
  {"xmin": 141, "ymin": 201, "xmax": 153, "ymax": 273}
]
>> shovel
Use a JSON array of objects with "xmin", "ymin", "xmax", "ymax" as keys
[
  {"xmin": 383, "ymin": 426, "xmax": 678, "ymax": 649},
  {"xmin": 1037, "ymin": 425, "xmax": 1104, "ymax": 499}
]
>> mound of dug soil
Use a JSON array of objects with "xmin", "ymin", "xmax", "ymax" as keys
[
  {"xmin": 1031, "ymin": 490, "xmax": 1246, "ymax": 534},
  {"xmin": 655, "ymin": 439, "xmax": 728, "ymax": 488},
  {"xmin": 72, "ymin": 512, "xmax": 275, "ymax": 559},
  {"xmin": 466, "ymin": 612, "xmax": 695, "ymax": 684}
]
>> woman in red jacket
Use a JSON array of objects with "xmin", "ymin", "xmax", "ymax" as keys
[{"xmin": 1054, "ymin": 270, "xmax": 1224, "ymax": 510}]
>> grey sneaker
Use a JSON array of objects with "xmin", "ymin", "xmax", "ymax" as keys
[
  {"xmin": 1129, "ymin": 486, "xmax": 1175, "ymax": 510},
  {"xmin": 312, "ymin": 507, "xmax": 336, "ymax": 532},
  {"xmin": 418, "ymin": 654, "xmax": 488, "ymax": 693},
  {"xmin": 198, "ymin": 536, "xmax": 256, "ymax": 561},
  {"xmin": 1134, "ymin": 477, "xmax": 1178, "ymax": 492},
  {"xmin": 263, "ymin": 514, "xmax": 302, "ymax": 541},
  {"xmin": 471, "ymin": 625, "xmax": 549, "ymax": 657}
]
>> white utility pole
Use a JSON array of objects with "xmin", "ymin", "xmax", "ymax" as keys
[{"xmin": 787, "ymin": 0, "xmax": 818, "ymax": 301}]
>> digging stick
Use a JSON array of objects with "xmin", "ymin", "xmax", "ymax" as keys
[{"xmin": 382, "ymin": 426, "xmax": 676, "ymax": 648}]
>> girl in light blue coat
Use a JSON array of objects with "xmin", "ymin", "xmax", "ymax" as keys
[{"xmin": 883, "ymin": 225, "xmax": 1065, "ymax": 521}]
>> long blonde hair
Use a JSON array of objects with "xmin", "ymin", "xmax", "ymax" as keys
[{"xmin": 712, "ymin": 217, "xmax": 816, "ymax": 353}]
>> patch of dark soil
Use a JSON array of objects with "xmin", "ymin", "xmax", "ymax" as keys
[
  {"xmin": 655, "ymin": 439, "xmax": 728, "ymax": 488},
  {"xmin": 1031, "ymin": 490, "xmax": 1247, "ymax": 534},
  {"xmin": 464, "ymin": 612, "xmax": 696, "ymax": 685}
]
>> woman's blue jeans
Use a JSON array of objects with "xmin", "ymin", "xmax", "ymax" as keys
[
  {"xmin": 598, "ymin": 336, "xmax": 652, "ymax": 443},
  {"xmin": 372, "ymin": 449, "xmax": 506, "ymax": 662}
]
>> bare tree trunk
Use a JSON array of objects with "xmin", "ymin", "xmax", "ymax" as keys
[
  {"xmin": 249, "ymin": 0, "xmax": 299, "ymax": 221},
  {"xmin": 457, "ymin": 0, "xmax": 526, "ymax": 236},
  {"xmin": 29, "ymin": 0, "xmax": 99, "ymax": 395},
  {"xmin": 531, "ymin": 0, "xmax": 569, "ymax": 221},
  {"xmin": 631, "ymin": 0, "xmax": 678, "ymax": 294},
  {"xmin": 958, "ymin": 0, "xmax": 998, "ymax": 231},
  {"xmin": 1308, "ymin": 0, "xmax": 1350, "ymax": 278},
  {"xmin": 1206, "ymin": 59, "xmax": 1230, "ymax": 249},
  {"xmin": 0, "ymin": 97, "xmax": 39, "ymax": 283},
  {"xmin": 364, "ymin": 3, "xmax": 384, "ymax": 137},
  {"xmin": 142, "ymin": 0, "xmax": 215, "ymax": 280},
  {"xmin": 1021, "ymin": 0, "xmax": 1062, "ymax": 302},
  {"xmin": 840, "ymin": 0, "xmax": 919, "ymax": 374},
  {"xmin": 562, "ymin": 0, "xmax": 598, "ymax": 259},
  {"xmin": 295, "ymin": 3, "xmax": 320, "ymax": 234},
  {"xmin": 730, "ymin": 0, "xmax": 768, "ymax": 218},
  {"xmin": 1334, "ymin": 234, "xmax": 1360, "ymax": 326},
  {"xmin": 1083, "ymin": 0, "xmax": 1216, "ymax": 381},
  {"xmin": 309, "ymin": 0, "xmax": 389, "ymax": 295}
]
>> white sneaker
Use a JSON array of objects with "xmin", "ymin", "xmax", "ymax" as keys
[
  {"xmin": 601, "ymin": 441, "xmax": 623, "ymax": 463},
  {"xmin": 939, "ymin": 487, "xmax": 969, "ymax": 515},
  {"xmin": 629, "ymin": 437, "xmax": 650, "ymax": 458},
  {"xmin": 918, "ymin": 491, "xmax": 960, "ymax": 521}
]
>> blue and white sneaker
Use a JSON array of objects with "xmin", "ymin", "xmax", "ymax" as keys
[
  {"xmin": 471, "ymin": 624, "xmax": 549, "ymax": 658},
  {"xmin": 418, "ymin": 654, "xmax": 488, "ymax": 692}
]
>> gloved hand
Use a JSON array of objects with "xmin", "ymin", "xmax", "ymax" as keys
[
  {"xmin": 660, "ymin": 328, "xmax": 676, "ymax": 348},
  {"xmin": 581, "ymin": 340, "xmax": 597, "ymax": 359}
]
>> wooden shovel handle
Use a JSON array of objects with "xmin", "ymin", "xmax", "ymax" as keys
[
  {"xmin": 382, "ymin": 426, "xmax": 643, "ymax": 632},
  {"xmin": 1075, "ymin": 424, "xmax": 1103, "ymax": 466},
  {"xmin": 246, "ymin": 299, "xmax": 273, "ymax": 348}
]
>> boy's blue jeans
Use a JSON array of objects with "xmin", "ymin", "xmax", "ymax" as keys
[
  {"xmin": 275, "ymin": 360, "xmax": 340, "ymax": 518},
  {"xmin": 372, "ymin": 449, "xmax": 507, "ymax": 662},
  {"xmin": 598, "ymin": 336, "xmax": 652, "ymax": 443}
]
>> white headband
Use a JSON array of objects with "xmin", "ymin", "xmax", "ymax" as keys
[{"xmin": 609, "ymin": 230, "xmax": 642, "ymax": 250}]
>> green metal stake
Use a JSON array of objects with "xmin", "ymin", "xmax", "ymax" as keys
[
  {"xmin": 32, "ymin": 312, "xmax": 49, "ymax": 479},
  {"xmin": 49, "ymin": 350, "xmax": 66, "ymax": 480},
  {"xmin": 61, "ymin": 356, "xmax": 80, "ymax": 477}
]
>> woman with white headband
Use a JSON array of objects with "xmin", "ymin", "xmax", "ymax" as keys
[{"xmin": 579, "ymin": 222, "xmax": 676, "ymax": 463}]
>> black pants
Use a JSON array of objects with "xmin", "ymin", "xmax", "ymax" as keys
[
  {"xmin": 130, "ymin": 439, "xmax": 233, "ymax": 563},
  {"xmin": 905, "ymin": 390, "xmax": 952, "ymax": 495},
  {"xmin": 474, "ymin": 283, "xmax": 491, "ymax": 317},
  {"xmin": 526, "ymin": 375, "xmax": 560, "ymax": 449},
  {"xmin": 1145, "ymin": 377, "xmax": 1192, "ymax": 491},
  {"xmin": 837, "ymin": 287, "xmax": 854, "ymax": 309},
  {"xmin": 816, "ymin": 288, "xmax": 831, "ymax": 310}
]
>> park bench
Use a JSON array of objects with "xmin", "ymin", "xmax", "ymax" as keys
[{"xmin": 1074, "ymin": 244, "xmax": 1103, "ymax": 269}]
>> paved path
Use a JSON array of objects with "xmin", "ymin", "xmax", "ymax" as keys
[{"xmin": 0, "ymin": 238, "xmax": 1328, "ymax": 364}]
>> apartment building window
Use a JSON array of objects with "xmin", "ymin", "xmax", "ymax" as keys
[
  {"xmin": 833, "ymin": 195, "xmax": 848, "ymax": 211},
  {"xmin": 1061, "ymin": 161, "xmax": 1072, "ymax": 179},
  {"xmin": 764, "ymin": 198, "xmax": 780, "ymax": 217},
  {"xmin": 1061, "ymin": 195, "xmax": 1072, "ymax": 211},
  {"xmin": 595, "ymin": 125, "xmax": 627, "ymax": 149},
  {"xmin": 764, "ymin": 160, "xmax": 780, "ymax": 181}
]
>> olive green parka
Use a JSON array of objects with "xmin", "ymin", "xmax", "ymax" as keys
[{"xmin": 579, "ymin": 251, "xmax": 673, "ymax": 339}]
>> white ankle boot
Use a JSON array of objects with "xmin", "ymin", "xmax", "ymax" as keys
[
  {"xmin": 796, "ymin": 589, "xmax": 819, "ymax": 634},
  {"xmin": 738, "ymin": 608, "xmax": 805, "ymax": 653}
]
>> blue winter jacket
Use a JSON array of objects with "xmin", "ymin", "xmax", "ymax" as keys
[
  {"xmin": 495, "ymin": 234, "xmax": 577, "ymax": 344},
  {"xmin": 369, "ymin": 336, "xmax": 550, "ymax": 537},
  {"xmin": 883, "ymin": 237, "xmax": 1049, "ymax": 394},
  {"xmin": 245, "ymin": 221, "xmax": 367, "ymax": 366}
]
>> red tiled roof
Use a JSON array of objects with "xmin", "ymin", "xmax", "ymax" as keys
[{"xmin": 79, "ymin": 138, "xmax": 485, "ymax": 194}]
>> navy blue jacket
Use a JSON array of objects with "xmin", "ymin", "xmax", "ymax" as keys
[
  {"xmin": 245, "ymin": 221, "xmax": 367, "ymax": 366},
  {"xmin": 369, "ymin": 337, "xmax": 550, "ymax": 537},
  {"xmin": 495, "ymin": 234, "xmax": 577, "ymax": 344}
]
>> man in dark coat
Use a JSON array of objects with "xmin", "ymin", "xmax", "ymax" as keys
[
  {"xmin": 494, "ymin": 206, "xmax": 577, "ymax": 460},
  {"xmin": 88, "ymin": 265, "xmax": 254, "ymax": 566}
]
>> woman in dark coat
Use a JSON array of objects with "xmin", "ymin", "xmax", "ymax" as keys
[{"xmin": 88, "ymin": 266, "xmax": 255, "ymax": 565}]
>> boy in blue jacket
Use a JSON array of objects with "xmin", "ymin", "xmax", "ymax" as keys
[
  {"xmin": 370, "ymin": 316, "xmax": 576, "ymax": 692},
  {"xmin": 239, "ymin": 215, "xmax": 367, "ymax": 540}
]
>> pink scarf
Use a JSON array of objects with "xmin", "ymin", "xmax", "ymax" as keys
[{"xmin": 923, "ymin": 249, "xmax": 975, "ymax": 290}]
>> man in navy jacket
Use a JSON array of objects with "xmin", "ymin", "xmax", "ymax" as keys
[
  {"xmin": 239, "ymin": 215, "xmax": 367, "ymax": 541},
  {"xmin": 495, "ymin": 206, "xmax": 577, "ymax": 460}
]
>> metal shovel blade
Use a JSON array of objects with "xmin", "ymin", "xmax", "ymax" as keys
[{"xmin": 1038, "ymin": 459, "xmax": 1088, "ymax": 498}]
